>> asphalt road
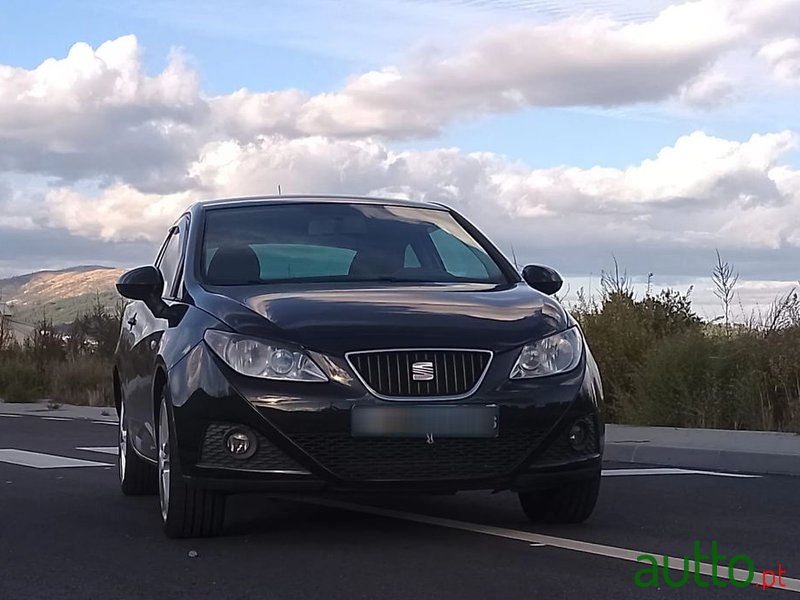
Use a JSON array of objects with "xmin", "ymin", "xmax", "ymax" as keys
[{"xmin": 1, "ymin": 413, "xmax": 798, "ymax": 599}]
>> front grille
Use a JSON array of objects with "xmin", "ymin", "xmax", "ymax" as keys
[
  {"xmin": 347, "ymin": 349, "xmax": 492, "ymax": 399},
  {"xmin": 288, "ymin": 427, "xmax": 546, "ymax": 481},
  {"xmin": 198, "ymin": 423, "xmax": 308, "ymax": 472}
]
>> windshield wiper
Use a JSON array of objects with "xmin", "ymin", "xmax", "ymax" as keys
[{"xmin": 348, "ymin": 277, "xmax": 436, "ymax": 283}]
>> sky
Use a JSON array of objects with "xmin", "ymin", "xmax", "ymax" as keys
[{"xmin": 1, "ymin": 0, "xmax": 799, "ymax": 319}]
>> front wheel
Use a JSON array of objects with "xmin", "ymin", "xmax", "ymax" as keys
[
  {"xmin": 158, "ymin": 396, "xmax": 226, "ymax": 538},
  {"xmin": 119, "ymin": 396, "xmax": 157, "ymax": 495},
  {"xmin": 518, "ymin": 473, "xmax": 601, "ymax": 524}
]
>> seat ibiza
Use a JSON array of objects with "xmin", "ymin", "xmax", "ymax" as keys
[{"xmin": 113, "ymin": 195, "xmax": 604, "ymax": 538}]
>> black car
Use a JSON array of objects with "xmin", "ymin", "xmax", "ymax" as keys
[{"xmin": 113, "ymin": 195, "xmax": 604, "ymax": 538}]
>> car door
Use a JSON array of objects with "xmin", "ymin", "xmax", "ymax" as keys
[{"xmin": 123, "ymin": 218, "xmax": 188, "ymax": 459}]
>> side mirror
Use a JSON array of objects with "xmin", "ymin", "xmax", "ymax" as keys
[
  {"xmin": 521, "ymin": 264, "xmax": 563, "ymax": 295},
  {"xmin": 116, "ymin": 266, "xmax": 171, "ymax": 317},
  {"xmin": 117, "ymin": 266, "xmax": 163, "ymax": 301}
]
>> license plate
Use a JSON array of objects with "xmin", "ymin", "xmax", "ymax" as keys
[{"xmin": 351, "ymin": 405, "xmax": 498, "ymax": 438}]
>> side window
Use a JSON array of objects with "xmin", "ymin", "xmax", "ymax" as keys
[
  {"xmin": 429, "ymin": 229, "xmax": 490, "ymax": 279},
  {"xmin": 403, "ymin": 244, "xmax": 421, "ymax": 268},
  {"xmin": 157, "ymin": 227, "xmax": 183, "ymax": 298}
]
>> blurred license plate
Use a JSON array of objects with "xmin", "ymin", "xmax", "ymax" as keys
[{"xmin": 351, "ymin": 405, "xmax": 498, "ymax": 438}]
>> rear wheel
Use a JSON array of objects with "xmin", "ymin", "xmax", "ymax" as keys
[
  {"xmin": 158, "ymin": 396, "xmax": 226, "ymax": 538},
  {"xmin": 119, "ymin": 396, "xmax": 156, "ymax": 495},
  {"xmin": 518, "ymin": 473, "xmax": 601, "ymax": 524}
]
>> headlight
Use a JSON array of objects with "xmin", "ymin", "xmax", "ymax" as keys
[
  {"xmin": 204, "ymin": 330, "xmax": 328, "ymax": 382},
  {"xmin": 510, "ymin": 327, "xmax": 583, "ymax": 379}
]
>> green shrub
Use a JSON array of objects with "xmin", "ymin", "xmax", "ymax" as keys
[
  {"xmin": 0, "ymin": 356, "xmax": 48, "ymax": 402},
  {"xmin": 0, "ymin": 301, "xmax": 118, "ymax": 406},
  {"xmin": 748, "ymin": 326, "xmax": 800, "ymax": 431},
  {"xmin": 575, "ymin": 288, "xmax": 701, "ymax": 422},
  {"xmin": 572, "ymin": 267, "xmax": 800, "ymax": 432},
  {"xmin": 49, "ymin": 357, "xmax": 113, "ymax": 406},
  {"xmin": 624, "ymin": 332, "xmax": 763, "ymax": 430}
]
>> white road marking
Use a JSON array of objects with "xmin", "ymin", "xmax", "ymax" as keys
[
  {"xmin": 0, "ymin": 414, "xmax": 22, "ymax": 418},
  {"xmin": 76, "ymin": 447, "xmax": 117, "ymax": 455},
  {"xmin": 0, "ymin": 449, "xmax": 112, "ymax": 469},
  {"xmin": 602, "ymin": 468, "xmax": 760, "ymax": 479},
  {"xmin": 92, "ymin": 421, "xmax": 118, "ymax": 426},
  {"xmin": 42, "ymin": 417, "xmax": 71, "ymax": 422},
  {"xmin": 287, "ymin": 497, "xmax": 800, "ymax": 593}
]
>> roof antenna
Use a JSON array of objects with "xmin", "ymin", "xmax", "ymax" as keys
[
  {"xmin": 277, "ymin": 184, "xmax": 282, "ymax": 196},
  {"xmin": 510, "ymin": 243, "xmax": 520, "ymax": 271}
]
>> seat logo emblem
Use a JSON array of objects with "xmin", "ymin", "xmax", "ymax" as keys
[{"xmin": 411, "ymin": 361, "xmax": 435, "ymax": 381}]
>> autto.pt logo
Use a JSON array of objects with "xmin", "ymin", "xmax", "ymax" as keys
[{"xmin": 635, "ymin": 541, "xmax": 789, "ymax": 590}]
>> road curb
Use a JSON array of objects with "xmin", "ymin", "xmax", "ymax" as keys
[
  {"xmin": 605, "ymin": 424, "xmax": 800, "ymax": 476},
  {"xmin": 604, "ymin": 444, "xmax": 800, "ymax": 476},
  {"xmin": 0, "ymin": 399, "xmax": 117, "ymax": 421}
]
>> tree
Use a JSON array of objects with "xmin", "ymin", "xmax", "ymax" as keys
[
  {"xmin": 712, "ymin": 250, "xmax": 739, "ymax": 330},
  {"xmin": 70, "ymin": 293, "xmax": 123, "ymax": 358}
]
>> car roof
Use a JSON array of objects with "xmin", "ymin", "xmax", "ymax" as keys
[{"xmin": 192, "ymin": 194, "xmax": 449, "ymax": 213}]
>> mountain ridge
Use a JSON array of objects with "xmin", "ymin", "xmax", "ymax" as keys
[{"xmin": 0, "ymin": 266, "xmax": 124, "ymax": 325}]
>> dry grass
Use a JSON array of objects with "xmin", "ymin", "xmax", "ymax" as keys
[
  {"xmin": 0, "ymin": 354, "xmax": 113, "ymax": 406},
  {"xmin": 0, "ymin": 303, "xmax": 118, "ymax": 407}
]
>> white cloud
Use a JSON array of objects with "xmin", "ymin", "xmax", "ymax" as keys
[
  {"xmin": 247, "ymin": 0, "xmax": 747, "ymax": 137},
  {"xmin": 38, "ymin": 131, "xmax": 800, "ymax": 265},
  {"xmin": 44, "ymin": 186, "xmax": 194, "ymax": 242},
  {"xmin": 0, "ymin": 35, "xmax": 204, "ymax": 189},
  {"xmin": 759, "ymin": 38, "xmax": 800, "ymax": 84},
  {"xmin": 0, "ymin": 0, "xmax": 797, "ymax": 190},
  {"xmin": 679, "ymin": 70, "xmax": 736, "ymax": 107},
  {"xmin": 2, "ymin": 0, "xmax": 800, "ymax": 295},
  {"xmin": 178, "ymin": 0, "xmax": 798, "ymax": 139}
]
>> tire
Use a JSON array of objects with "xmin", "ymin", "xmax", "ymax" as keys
[
  {"xmin": 518, "ymin": 473, "xmax": 601, "ymax": 524},
  {"xmin": 119, "ymin": 395, "xmax": 157, "ymax": 495},
  {"xmin": 157, "ymin": 395, "xmax": 226, "ymax": 538}
]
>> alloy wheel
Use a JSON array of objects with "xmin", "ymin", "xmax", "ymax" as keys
[
  {"xmin": 118, "ymin": 401, "xmax": 127, "ymax": 483},
  {"xmin": 158, "ymin": 401, "xmax": 171, "ymax": 522}
]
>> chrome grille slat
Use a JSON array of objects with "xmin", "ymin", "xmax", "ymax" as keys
[
  {"xmin": 407, "ymin": 353, "xmax": 413, "ymax": 397},
  {"xmin": 347, "ymin": 348, "xmax": 492, "ymax": 400},
  {"xmin": 434, "ymin": 353, "xmax": 441, "ymax": 396},
  {"xmin": 469, "ymin": 353, "xmax": 476, "ymax": 386},
  {"xmin": 395, "ymin": 353, "xmax": 402, "ymax": 397},
  {"xmin": 385, "ymin": 352, "xmax": 393, "ymax": 395}
]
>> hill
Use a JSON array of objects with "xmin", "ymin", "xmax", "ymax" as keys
[{"xmin": 0, "ymin": 266, "xmax": 124, "ymax": 325}]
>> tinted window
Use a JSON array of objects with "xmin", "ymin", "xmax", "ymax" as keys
[
  {"xmin": 252, "ymin": 244, "xmax": 356, "ymax": 279},
  {"xmin": 404, "ymin": 244, "xmax": 421, "ymax": 268},
  {"xmin": 430, "ymin": 229, "xmax": 492, "ymax": 279},
  {"xmin": 157, "ymin": 227, "xmax": 182, "ymax": 297},
  {"xmin": 201, "ymin": 203, "xmax": 506, "ymax": 285}
]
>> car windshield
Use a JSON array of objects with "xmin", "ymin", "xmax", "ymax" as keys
[{"xmin": 201, "ymin": 202, "xmax": 507, "ymax": 285}]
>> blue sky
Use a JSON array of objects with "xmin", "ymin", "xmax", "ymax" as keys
[
  {"xmin": 4, "ymin": 0, "xmax": 797, "ymax": 171},
  {"xmin": 1, "ymin": 0, "xmax": 799, "ymax": 315}
]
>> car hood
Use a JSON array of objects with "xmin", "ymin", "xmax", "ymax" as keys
[{"xmin": 198, "ymin": 282, "xmax": 568, "ymax": 354}]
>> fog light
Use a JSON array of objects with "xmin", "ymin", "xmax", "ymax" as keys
[
  {"xmin": 568, "ymin": 421, "xmax": 589, "ymax": 451},
  {"xmin": 224, "ymin": 428, "xmax": 257, "ymax": 459}
]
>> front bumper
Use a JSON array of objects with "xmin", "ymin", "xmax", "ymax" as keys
[{"xmin": 167, "ymin": 342, "xmax": 604, "ymax": 494}]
